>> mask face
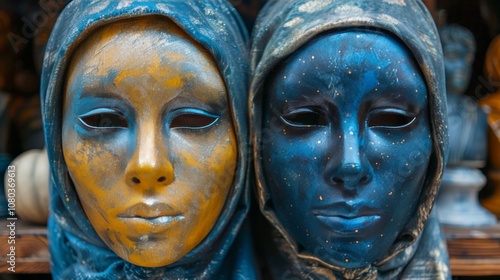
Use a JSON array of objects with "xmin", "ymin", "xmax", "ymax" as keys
[
  {"xmin": 443, "ymin": 40, "xmax": 473, "ymax": 95},
  {"xmin": 261, "ymin": 30, "xmax": 432, "ymax": 268},
  {"xmin": 62, "ymin": 17, "xmax": 237, "ymax": 267}
]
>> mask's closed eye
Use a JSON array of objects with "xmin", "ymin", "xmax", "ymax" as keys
[
  {"xmin": 79, "ymin": 108, "xmax": 128, "ymax": 129},
  {"xmin": 281, "ymin": 108, "xmax": 328, "ymax": 127},
  {"xmin": 170, "ymin": 108, "xmax": 219, "ymax": 129},
  {"xmin": 368, "ymin": 109, "xmax": 416, "ymax": 129}
]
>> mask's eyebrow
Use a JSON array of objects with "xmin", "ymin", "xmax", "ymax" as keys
[
  {"xmin": 79, "ymin": 90, "xmax": 127, "ymax": 102},
  {"xmin": 166, "ymin": 90, "xmax": 228, "ymax": 113},
  {"xmin": 74, "ymin": 71, "xmax": 114, "ymax": 96}
]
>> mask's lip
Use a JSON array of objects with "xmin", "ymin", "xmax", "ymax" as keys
[
  {"xmin": 310, "ymin": 201, "xmax": 384, "ymax": 236},
  {"xmin": 118, "ymin": 201, "xmax": 183, "ymax": 219},
  {"xmin": 311, "ymin": 202, "xmax": 381, "ymax": 218}
]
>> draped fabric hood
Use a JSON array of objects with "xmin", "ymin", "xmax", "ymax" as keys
[
  {"xmin": 41, "ymin": 0, "xmax": 254, "ymax": 278},
  {"xmin": 249, "ymin": 0, "xmax": 449, "ymax": 278}
]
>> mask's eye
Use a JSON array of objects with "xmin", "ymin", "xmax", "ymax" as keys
[
  {"xmin": 368, "ymin": 109, "xmax": 416, "ymax": 129},
  {"xmin": 281, "ymin": 108, "xmax": 328, "ymax": 127},
  {"xmin": 170, "ymin": 109, "xmax": 219, "ymax": 129},
  {"xmin": 79, "ymin": 109, "xmax": 128, "ymax": 129}
]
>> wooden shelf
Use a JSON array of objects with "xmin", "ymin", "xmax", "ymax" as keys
[
  {"xmin": 0, "ymin": 218, "xmax": 49, "ymax": 273},
  {"xmin": 444, "ymin": 223, "xmax": 500, "ymax": 276}
]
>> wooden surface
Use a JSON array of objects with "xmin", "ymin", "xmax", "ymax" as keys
[
  {"xmin": 0, "ymin": 218, "xmax": 50, "ymax": 273},
  {"xmin": 444, "ymin": 223, "xmax": 500, "ymax": 276}
]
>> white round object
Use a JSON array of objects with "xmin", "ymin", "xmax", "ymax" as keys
[{"xmin": 4, "ymin": 148, "xmax": 49, "ymax": 224}]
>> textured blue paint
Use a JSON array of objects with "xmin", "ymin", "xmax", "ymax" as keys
[
  {"xmin": 250, "ymin": 0, "xmax": 450, "ymax": 278},
  {"xmin": 262, "ymin": 30, "xmax": 433, "ymax": 268}
]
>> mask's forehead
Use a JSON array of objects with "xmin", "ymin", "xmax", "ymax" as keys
[{"xmin": 252, "ymin": 0, "xmax": 441, "ymax": 81}]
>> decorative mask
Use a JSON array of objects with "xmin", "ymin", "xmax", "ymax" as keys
[
  {"xmin": 261, "ymin": 30, "xmax": 432, "ymax": 268},
  {"xmin": 62, "ymin": 17, "xmax": 237, "ymax": 267}
]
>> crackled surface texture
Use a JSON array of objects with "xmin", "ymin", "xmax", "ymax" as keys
[
  {"xmin": 62, "ymin": 17, "xmax": 237, "ymax": 267},
  {"xmin": 42, "ymin": 0, "xmax": 254, "ymax": 278}
]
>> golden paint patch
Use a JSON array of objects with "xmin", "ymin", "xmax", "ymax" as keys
[{"xmin": 165, "ymin": 76, "xmax": 183, "ymax": 88}]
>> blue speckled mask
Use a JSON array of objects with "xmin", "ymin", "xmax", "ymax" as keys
[
  {"xmin": 250, "ymin": 0, "xmax": 448, "ymax": 278},
  {"xmin": 262, "ymin": 29, "xmax": 432, "ymax": 268}
]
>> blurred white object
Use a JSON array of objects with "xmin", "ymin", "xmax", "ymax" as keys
[
  {"xmin": 436, "ymin": 167, "xmax": 497, "ymax": 227},
  {"xmin": 4, "ymin": 148, "xmax": 49, "ymax": 224}
]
